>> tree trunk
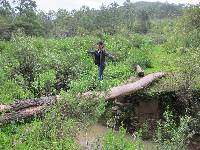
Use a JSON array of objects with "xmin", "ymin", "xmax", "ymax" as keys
[
  {"xmin": 0, "ymin": 96, "xmax": 61, "ymax": 125},
  {"xmin": 0, "ymin": 106, "xmax": 45, "ymax": 125},
  {"xmin": 106, "ymin": 72, "xmax": 165, "ymax": 100},
  {"xmin": 0, "ymin": 96, "xmax": 60, "ymax": 113},
  {"xmin": 10, "ymin": 96, "xmax": 60, "ymax": 112}
]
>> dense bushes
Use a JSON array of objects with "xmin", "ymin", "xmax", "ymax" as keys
[
  {"xmin": 154, "ymin": 110, "xmax": 194, "ymax": 150},
  {"xmin": 165, "ymin": 6, "xmax": 200, "ymax": 52},
  {"xmin": 0, "ymin": 33, "xmax": 153, "ymax": 103},
  {"xmin": 101, "ymin": 127, "xmax": 144, "ymax": 150}
]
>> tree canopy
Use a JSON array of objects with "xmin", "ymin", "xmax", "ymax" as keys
[{"xmin": 0, "ymin": 0, "xmax": 186, "ymax": 39}]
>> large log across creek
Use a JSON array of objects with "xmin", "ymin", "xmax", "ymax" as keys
[
  {"xmin": 106, "ymin": 72, "xmax": 165, "ymax": 100},
  {"xmin": 0, "ymin": 72, "xmax": 165, "ymax": 125}
]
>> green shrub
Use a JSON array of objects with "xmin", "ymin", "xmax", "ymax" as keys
[
  {"xmin": 0, "ymin": 80, "xmax": 33, "ymax": 104},
  {"xmin": 33, "ymin": 70, "xmax": 56, "ymax": 96},
  {"xmin": 102, "ymin": 127, "xmax": 144, "ymax": 150},
  {"xmin": 165, "ymin": 6, "xmax": 200, "ymax": 52},
  {"xmin": 154, "ymin": 110, "xmax": 194, "ymax": 150}
]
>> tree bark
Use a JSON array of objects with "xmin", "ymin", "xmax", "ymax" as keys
[
  {"xmin": 106, "ymin": 72, "xmax": 165, "ymax": 100},
  {"xmin": 0, "ymin": 96, "xmax": 61, "ymax": 125},
  {"xmin": 10, "ymin": 96, "xmax": 60, "ymax": 112},
  {"xmin": 0, "ymin": 106, "xmax": 45, "ymax": 125},
  {"xmin": 0, "ymin": 96, "xmax": 60, "ymax": 113}
]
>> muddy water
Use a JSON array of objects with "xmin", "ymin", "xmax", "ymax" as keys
[
  {"xmin": 77, "ymin": 123, "xmax": 108, "ymax": 150},
  {"xmin": 77, "ymin": 123, "xmax": 154, "ymax": 150}
]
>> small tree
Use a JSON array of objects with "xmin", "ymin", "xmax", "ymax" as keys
[
  {"xmin": 154, "ymin": 110, "xmax": 194, "ymax": 150},
  {"xmin": 135, "ymin": 10, "xmax": 151, "ymax": 34}
]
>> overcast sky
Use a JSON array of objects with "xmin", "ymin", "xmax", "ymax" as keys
[{"xmin": 22, "ymin": 0, "xmax": 200, "ymax": 12}]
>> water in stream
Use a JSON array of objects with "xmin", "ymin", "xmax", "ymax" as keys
[{"xmin": 77, "ymin": 123, "xmax": 154, "ymax": 150}]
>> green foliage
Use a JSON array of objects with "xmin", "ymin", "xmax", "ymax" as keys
[
  {"xmin": 0, "ymin": 120, "xmax": 78, "ymax": 150},
  {"xmin": 154, "ymin": 110, "xmax": 194, "ymax": 150},
  {"xmin": 165, "ymin": 6, "xmax": 200, "ymax": 52},
  {"xmin": 134, "ymin": 10, "xmax": 151, "ymax": 34},
  {"xmin": 180, "ymin": 6, "xmax": 200, "ymax": 32},
  {"xmin": 0, "ymin": 80, "xmax": 33, "ymax": 104},
  {"xmin": 0, "ymin": 5, "xmax": 199, "ymax": 149},
  {"xmin": 102, "ymin": 127, "xmax": 144, "ymax": 150},
  {"xmin": 60, "ymin": 91, "xmax": 106, "ymax": 125},
  {"xmin": 21, "ymin": 120, "xmax": 77, "ymax": 150},
  {"xmin": 0, "ymin": 33, "xmax": 155, "ymax": 131},
  {"xmin": 126, "ymin": 48, "xmax": 152, "ymax": 69},
  {"xmin": 33, "ymin": 69, "xmax": 56, "ymax": 96},
  {"xmin": 0, "ymin": 87, "xmax": 106, "ymax": 149},
  {"xmin": 0, "ymin": 131, "xmax": 12, "ymax": 149},
  {"xmin": 0, "ymin": 0, "xmax": 185, "ymax": 38},
  {"xmin": 0, "ymin": 30, "xmax": 157, "ymax": 149}
]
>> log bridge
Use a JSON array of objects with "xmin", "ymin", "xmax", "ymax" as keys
[{"xmin": 0, "ymin": 70, "xmax": 165, "ymax": 125}]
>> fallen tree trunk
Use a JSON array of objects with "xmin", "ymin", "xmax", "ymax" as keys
[
  {"xmin": 0, "ymin": 96, "xmax": 60, "ymax": 113},
  {"xmin": 0, "ymin": 96, "xmax": 61, "ymax": 125},
  {"xmin": 106, "ymin": 72, "xmax": 165, "ymax": 100},
  {"xmin": 0, "ymin": 106, "xmax": 45, "ymax": 125},
  {"xmin": 0, "ymin": 72, "xmax": 165, "ymax": 125},
  {"xmin": 81, "ymin": 72, "xmax": 165, "ymax": 100},
  {"xmin": 10, "ymin": 96, "xmax": 60, "ymax": 112}
]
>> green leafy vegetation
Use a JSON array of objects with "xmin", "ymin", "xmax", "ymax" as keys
[
  {"xmin": 154, "ymin": 110, "xmax": 194, "ymax": 150},
  {"xmin": 0, "ymin": 1, "xmax": 200, "ymax": 150},
  {"xmin": 102, "ymin": 127, "xmax": 144, "ymax": 150}
]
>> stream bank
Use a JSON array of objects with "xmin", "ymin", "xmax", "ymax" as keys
[{"xmin": 77, "ymin": 90, "xmax": 200, "ymax": 150}]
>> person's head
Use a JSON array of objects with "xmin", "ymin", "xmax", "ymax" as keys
[{"xmin": 97, "ymin": 41, "xmax": 104, "ymax": 50}]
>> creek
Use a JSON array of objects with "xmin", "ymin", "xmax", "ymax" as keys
[{"xmin": 77, "ymin": 123, "xmax": 154, "ymax": 150}]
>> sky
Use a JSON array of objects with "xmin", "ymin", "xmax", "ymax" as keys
[{"xmin": 20, "ymin": 0, "xmax": 200, "ymax": 12}]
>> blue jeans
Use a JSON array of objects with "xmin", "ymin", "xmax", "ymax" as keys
[{"xmin": 98, "ymin": 64, "xmax": 105, "ymax": 80}]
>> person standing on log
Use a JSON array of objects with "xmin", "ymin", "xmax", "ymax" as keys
[{"xmin": 87, "ymin": 41, "xmax": 114, "ymax": 80}]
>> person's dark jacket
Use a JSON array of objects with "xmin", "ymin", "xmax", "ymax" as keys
[{"xmin": 87, "ymin": 49, "xmax": 113, "ymax": 66}]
